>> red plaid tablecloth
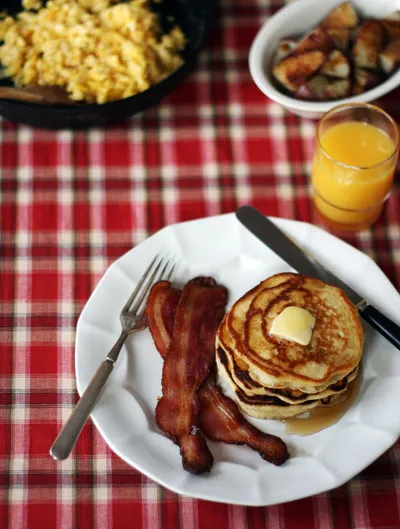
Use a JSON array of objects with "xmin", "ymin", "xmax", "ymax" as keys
[{"xmin": 1, "ymin": 1, "xmax": 400, "ymax": 527}]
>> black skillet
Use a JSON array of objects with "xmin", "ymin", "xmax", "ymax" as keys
[{"xmin": 0, "ymin": 0, "xmax": 214, "ymax": 129}]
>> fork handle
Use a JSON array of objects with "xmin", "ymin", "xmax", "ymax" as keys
[{"xmin": 50, "ymin": 360, "xmax": 114, "ymax": 460}]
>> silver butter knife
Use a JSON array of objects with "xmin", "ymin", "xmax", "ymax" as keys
[{"xmin": 236, "ymin": 205, "xmax": 400, "ymax": 351}]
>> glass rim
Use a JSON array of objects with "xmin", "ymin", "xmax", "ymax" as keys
[{"xmin": 316, "ymin": 102, "xmax": 400, "ymax": 171}]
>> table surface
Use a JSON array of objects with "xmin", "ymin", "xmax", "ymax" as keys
[{"xmin": 1, "ymin": 1, "xmax": 400, "ymax": 528}]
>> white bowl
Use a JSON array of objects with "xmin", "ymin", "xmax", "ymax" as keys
[{"xmin": 249, "ymin": 0, "xmax": 400, "ymax": 119}]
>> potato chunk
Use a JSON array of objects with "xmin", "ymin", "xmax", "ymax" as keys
[
  {"xmin": 273, "ymin": 38, "xmax": 298, "ymax": 65},
  {"xmin": 291, "ymin": 28, "xmax": 333, "ymax": 55},
  {"xmin": 352, "ymin": 20, "xmax": 384, "ymax": 69},
  {"xmin": 326, "ymin": 28, "xmax": 350, "ymax": 51},
  {"xmin": 320, "ymin": 50, "xmax": 350, "ymax": 78},
  {"xmin": 295, "ymin": 75, "xmax": 350, "ymax": 100},
  {"xmin": 380, "ymin": 40, "xmax": 400, "ymax": 73},
  {"xmin": 320, "ymin": 2, "xmax": 359, "ymax": 29},
  {"xmin": 273, "ymin": 51, "xmax": 326, "ymax": 92}
]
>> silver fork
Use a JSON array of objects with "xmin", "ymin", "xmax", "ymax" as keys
[{"xmin": 50, "ymin": 255, "xmax": 173, "ymax": 461}]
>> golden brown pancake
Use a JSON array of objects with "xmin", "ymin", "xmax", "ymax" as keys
[
  {"xmin": 216, "ymin": 348, "xmax": 357, "ymax": 419},
  {"xmin": 216, "ymin": 342, "xmax": 359, "ymax": 404},
  {"xmin": 216, "ymin": 273, "xmax": 363, "ymax": 420},
  {"xmin": 219, "ymin": 273, "xmax": 363, "ymax": 394}
]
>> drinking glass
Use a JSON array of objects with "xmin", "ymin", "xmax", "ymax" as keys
[{"xmin": 311, "ymin": 103, "xmax": 399, "ymax": 231}]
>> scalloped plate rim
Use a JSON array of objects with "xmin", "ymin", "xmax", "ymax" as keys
[{"xmin": 75, "ymin": 213, "xmax": 400, "ymax": 506}]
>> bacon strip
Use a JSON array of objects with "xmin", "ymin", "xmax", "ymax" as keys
[
  {"xmin": 154, "ymin": 277, "xmax": 228, "ymax": 473},
  {"xmin": 199, "ymin": 372, "xmax": 289, "ymax": 465},
  {"xmin": 147, "ymin": 280, "xmax": 289, "ymax": 467},
  {"xmin": 146, "ymin": 281, "xmax": 181, "ymax": 359}
]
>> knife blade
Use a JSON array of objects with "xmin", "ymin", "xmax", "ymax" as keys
[{"xmin": 236, "ymin": 205, "xmax": 400, "ymax": 351}]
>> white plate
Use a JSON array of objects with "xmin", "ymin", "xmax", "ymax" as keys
[{"xmin": 75, "ymin": 213, "xmax": 400, "ymax": 506}]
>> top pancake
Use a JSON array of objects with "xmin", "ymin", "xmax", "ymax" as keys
[{"xmin": 217, "ymin": 273, "xmax": 363, "ymax": 394}]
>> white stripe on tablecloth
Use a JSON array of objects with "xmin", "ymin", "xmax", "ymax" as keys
[
  {"xmin": 179, "ymin": 496, "xmax": 198, "ymax": 529},
  {"xmin": 8, "ymin": 126, "xmax": 34, "ymax": 529},
  {"xmin": 159, "ymin": 106, "xmax": 179, "ymax": 226},
  {"xmin": 228, "ymin": 504, "xmax": 246, "ymax": 529},
  {"xmin": 129, "ymin": 118, "xmax": 148, "ymax": 246},
  {"xmin": 268, "ymin": 104, "xmax": 296, "ymax": 220},
  {"xmin": 56, "ymin": 129, "xmax": 76, "ymax": 529},
  {"xmin": 142, "ymin": 482, "xmax": 161, "ymax": 529},
  {"xmin": 349, "ymin": 481, "xmax": 371, "ymax": 528},
  {"xmin": 314, "ymin": 493, "xmax": 334, "ymax": 529},
  {"xmin": 227, "ymin": 74, "xmax": 252, "ymax": 204},
  {"xmin": 93, "ymin": 436, "xmax": 113, "ymax": 529},
  {"xmin": 197, "ymin": 58, "xmax": 221, "ymax": 218},
  {"xmin": 88, "ymin": 128, "xmax": 107, "ymax": 282},
  {"xmin": 87, "ymin": 128, "xmax": 112, "ymax": 529},
  {"xmin": 266, "ymin": 504, "xmax": 285, "ymax": 529}
]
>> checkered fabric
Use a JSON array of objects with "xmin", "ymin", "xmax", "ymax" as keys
[{"xmin": 1, "ymin": 0, "xmax": 400, "ymax": 527}]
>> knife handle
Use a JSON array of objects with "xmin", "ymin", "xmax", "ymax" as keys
[{"xmin": 361, "ymin": 305, "xmax": 400, "ymax": 351}]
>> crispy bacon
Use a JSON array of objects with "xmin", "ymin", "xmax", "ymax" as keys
[
  {"xmin": 147, "ymin": 280, "xmax": 289, "ymax": 468},
  {"xmin": 146, "ymin": 281, "xmax": 181, "ymax": 359},
  {"xmin": 155, "ymin": 277, "xmax": 228, "ymax": 473},
  {"xmin": 199, "ymin": 372, "xmax": 289, "ymax": 465},
  {"xmin": 178, "ymin": 433, "xmax": 213, "ymax": 475}
]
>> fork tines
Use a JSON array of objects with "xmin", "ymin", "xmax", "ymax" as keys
[{"xmin": 123, "ymin": 255, "xmax": 174, "ymax": 316}]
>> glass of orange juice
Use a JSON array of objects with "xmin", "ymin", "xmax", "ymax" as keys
[{"xmin": 312, "ymin": 103, "xmax": 399, "ymax": 231}]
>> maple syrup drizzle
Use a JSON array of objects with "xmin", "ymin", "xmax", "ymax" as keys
[{"xmin": 284, "ymin": 374, "xmax": 361, "ymax": 436}]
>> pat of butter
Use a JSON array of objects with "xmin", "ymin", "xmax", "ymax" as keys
[{"xmin": 270, "ymin": 306, "xmax": 316, "ymax": 346}]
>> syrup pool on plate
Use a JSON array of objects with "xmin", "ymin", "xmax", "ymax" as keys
[
  {"xmin": 311, "ymin": 104, "xmax": 399, "ymax": 232},
  {"xmin": 284, "ymin": 373, "xmax": 361, "ymax": 436}
]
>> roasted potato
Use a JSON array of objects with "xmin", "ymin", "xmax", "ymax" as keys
[
  {"xmin": 273, "ymin": 50, "xmax": 326, "ymax": 92},
  {"xmin": 295, "ymin": 75, "xmax": 350, "ymax": 100},
  {"xmin": 295, "ymin": 75, "xmax": 330, "ymax": 100},
  {"xmin": 325, "ymin": 28, "xmax": 350, "ymax": 51},
  {"xmin": 271, "ymin": 2, "xmax": 400, "ymax": 102},
  {"xmin": 380, "ymin": 40, "xmax": 400, "ymax": 74},
  {"xmin": 324, "ymin": 78, "xmax": 351, "ymax": 99},
  {"xmin": 273, "ymin": 38, "xmax": 298, "ymax": 65},
  {"xmin": 320, "ymin": 49, "xmax": 350, "ymax": 78},
  {"xmin": 381, "ymin": 19, "xmax": 400, "ymax": 41},
  {"xmin": 352, "ymin": 20, "xmax": 384, "ymax": 69},
  {"xmin": 320, "ymin": 2, "xmax": 359, "ymax": 29},
  {"xmin": 291, "ymin": 27, "xmax": 333, "ymax": 55},
  {"xmin": 354, "ymin": 68, "xmax": 381, "ymax": 90}
]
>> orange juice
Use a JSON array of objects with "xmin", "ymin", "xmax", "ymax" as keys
[{"xmin": 312, "ymin": 116, "xmax": 398, "ymax": 231}]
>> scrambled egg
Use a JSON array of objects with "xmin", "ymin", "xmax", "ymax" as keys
[{"xmin": 0, "ymin": 0, "xmax": 186, "ymax": 103}]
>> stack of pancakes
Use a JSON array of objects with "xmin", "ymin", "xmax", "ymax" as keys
[{"xmin": 216, "ymin": 273, "xmax": 363, "ymax": 419}]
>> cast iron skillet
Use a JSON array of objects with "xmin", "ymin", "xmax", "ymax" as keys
[{"xmin": 0, "ymin": 0, "xmax": 214, "ymax": 129}]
